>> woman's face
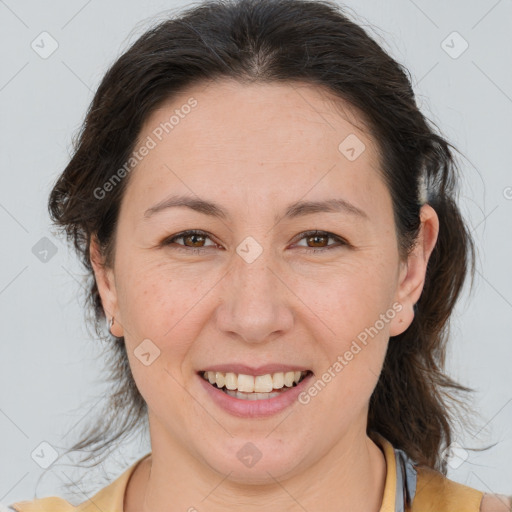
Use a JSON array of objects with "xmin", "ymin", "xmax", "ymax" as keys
[{"xmin": 92, "ymin": 79, "xmax": 434, "ymax": 483}]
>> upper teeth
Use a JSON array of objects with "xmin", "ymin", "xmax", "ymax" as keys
[{"xmin": 202, "ymin": 370, "xmax": 307, "ymax": 392}]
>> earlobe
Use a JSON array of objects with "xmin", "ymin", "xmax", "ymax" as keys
[
  {"xmin": 388, "ymin": 260, "xmax": 410, "ymax": 337},
  {"xmin": 389, "ymin": 205, "xmax": 439, "ymax": 337},
  {"xmin": 89, "ymin": 236, "xmax": 122, "ymax": 337}
]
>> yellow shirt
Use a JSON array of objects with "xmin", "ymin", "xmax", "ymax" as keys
[{"xmin": 8, "ymin": 435, "xmax": 487, "ymax": 511}]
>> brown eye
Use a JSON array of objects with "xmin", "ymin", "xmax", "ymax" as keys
[
  {"xmin": 163, "ymin": 229, "xmax": 348, "ymax": 255},
  {"xmin": 294, "ymin": 230, "xmax": 348, "ymax": 252},
  {"xmin": 306, "ymin": 233, "xmax": 329, "ymax": 248},
  {"xmin": 182, "ymin": 233, "xmax": 206, "ymax": 247},
  {"xmin": 163, "ymin": 230, "xmax": 217, "ymax": 253}
]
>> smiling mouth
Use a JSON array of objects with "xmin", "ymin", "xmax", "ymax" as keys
[{"xmin": 200, "ymin": 370, "xmax": 313, "ymax": 400}]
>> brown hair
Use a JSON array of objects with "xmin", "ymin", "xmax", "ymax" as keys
[{"xmin": 48, "ymin": 0, "xmax": 478, "ymax": 481}]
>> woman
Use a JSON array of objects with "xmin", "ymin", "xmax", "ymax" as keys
[{"xmin": 7, "ymin": 0, "xmax": 511, "ymax": 510}]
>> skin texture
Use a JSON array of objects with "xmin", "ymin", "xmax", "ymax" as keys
[
  {"xmin": 480, "ymin": 494, "xmax": 512, "ymax": 512},
  {"xmin": 90, "ymin": 79, "xmax": 439, "ymax": 512}
]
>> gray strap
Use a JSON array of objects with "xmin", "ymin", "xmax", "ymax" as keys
[{"xmin": 394, "ymin": 447, "xmax": 418, "ymax": 512}]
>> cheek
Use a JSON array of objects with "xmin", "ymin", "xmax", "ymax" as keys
[
  {"xmin": 289, "ymin": 256, "xmax": 396, "ymax": 401},
  {"xmin": 115, "ymin": 255, "xmax": 202, "ymax": 332},
  {"xmin": 118, "ymin": 267, "xmax": 199, "ymax": 408},
  {"xmin": 115, "ymin": 260, "xmax": 212, "ymax": 387},
  {"xmin": 291, "ymin": 256, "xmax": 398, "ymax": 338},
  {"xmin": 298, "ymin": 281, "xmax": 391, "ymax": 420}
]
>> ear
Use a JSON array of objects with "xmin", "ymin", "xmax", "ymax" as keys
[
  {"xmin": 389, "ymin": 204, "xmax": 439, "ymax": 336},
  {"xmin": 89, "ymin": 235, "xmax": 124, "ymax": 337}
]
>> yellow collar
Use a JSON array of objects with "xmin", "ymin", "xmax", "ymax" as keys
[
  {"xmin": 11, "ymin": 435, "xmax": 398, "ymax": 511},
  {"xmin": 81, "ymin": 434, "xmax": 398, "ymax": 511},
  {"xmin": 374, "ymin": 433, "xmax": 398, "ymax": 512}
]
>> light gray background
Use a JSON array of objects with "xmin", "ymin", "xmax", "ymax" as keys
[{"xmin": 1, "ymin": 0, "xmax": 511, "ymax": 505}]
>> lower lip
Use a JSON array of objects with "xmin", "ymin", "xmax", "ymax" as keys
[{"xmin": 197, "ymin": 372, "xmax": 314, "ymax": 418}]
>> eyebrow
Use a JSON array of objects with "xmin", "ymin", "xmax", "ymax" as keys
[{"xmin": 143, "ymin": 194, "xmax": 368, "ymax": 222}]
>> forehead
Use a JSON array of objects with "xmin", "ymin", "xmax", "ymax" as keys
[
  {"xmin": 137, "ymin": 78, "xmax": 379, "ymax": 160},
  {"xmin": 123, "ymin": 78, "xmax": 386, "ymax": 219}
]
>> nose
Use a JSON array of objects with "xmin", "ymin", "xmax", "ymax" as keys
[{"xmin": 214, "ymin": 247, "xmax": 294, "ymax": 344}]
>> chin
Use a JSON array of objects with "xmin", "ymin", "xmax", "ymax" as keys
[{"xmin": 199, "ymin": 437, "xmax": 307, "ymax": 485}]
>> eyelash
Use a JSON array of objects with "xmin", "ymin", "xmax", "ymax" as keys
[{"xmin": 162, "ymin": 229, "xmax": 349, "ymax": 254}]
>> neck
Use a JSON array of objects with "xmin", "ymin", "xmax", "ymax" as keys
[{"xmin": 127, "ymin": 428, "xmax": 387, "ymax": 512}]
